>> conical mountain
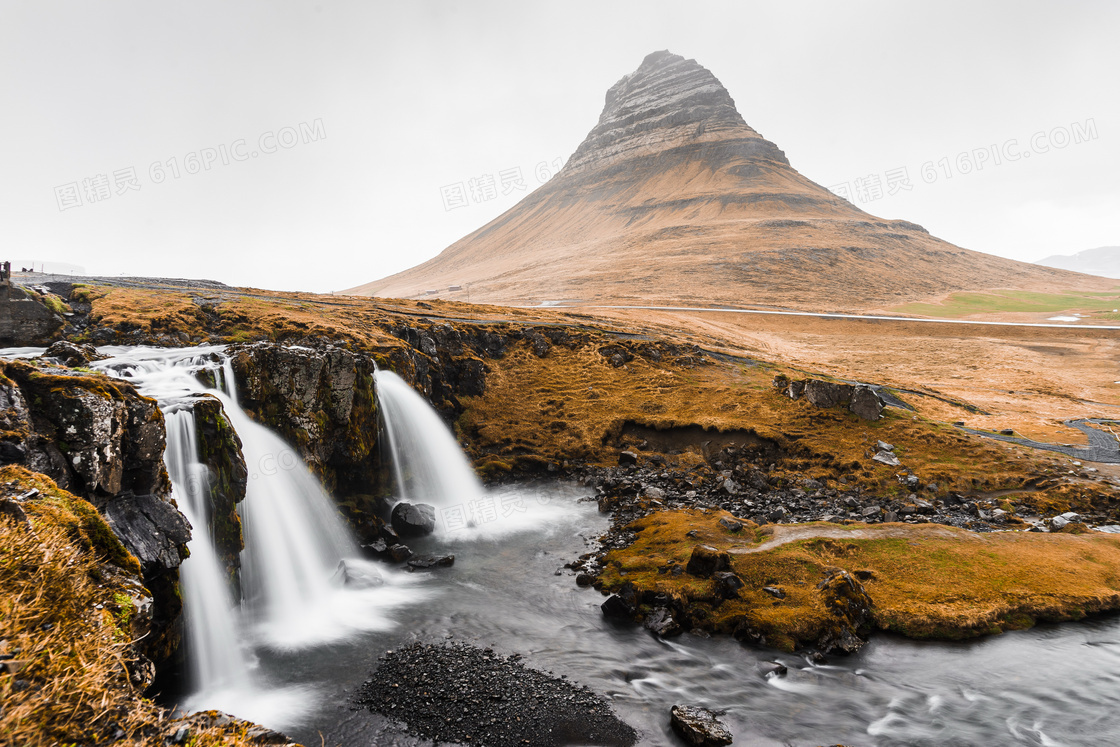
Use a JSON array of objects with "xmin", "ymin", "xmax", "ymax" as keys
[{"xmin": 349, "ymin": 51, "xmax": 1104, "ymax": 310}]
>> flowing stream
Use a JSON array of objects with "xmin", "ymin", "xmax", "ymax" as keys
[{"xmin": 279, "ymin": 485, "xmax": 1120, "ymax": 746}]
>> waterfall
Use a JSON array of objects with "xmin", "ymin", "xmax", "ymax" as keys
[
  {"xmin": 211, "ymin": 391, "xmax": 371, "ymax": 649},
  {"xmin": 163, "ymin": 408, "xmax": 252, "ymax": 698},
  {"xmin": 92, "ymin": 346, "xmax": 429, "ymax": 726},
  {"xmin": 375, "ymin": 370, "xmax": 486, "ymax": 511}
]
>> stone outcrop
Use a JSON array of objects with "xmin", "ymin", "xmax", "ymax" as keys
[
  {"xmin": 813, "ymin": 568, "xmax": 874, "ymax": 654},
  {"xmin": 0, "ymin": 361, "xmax": 170, "ymax": 500},
  {"xmin": 775, "ymin": 375, "xmax": 886, "ymax": 421},
  {"xmin": 228, "ymin": 343, "xmax": 385, "ymax": 530},
  {"xmin": 0, "ymin": 284, "xmax": 66, "ymax": 345},
  {"xmin": 0, "ymin": 360, "xmax": 188, "ymax": 667}
]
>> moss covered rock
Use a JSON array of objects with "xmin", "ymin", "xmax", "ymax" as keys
[{"xmin": 191, "ymin": 394, "xmax": 247, "ymax": 591}]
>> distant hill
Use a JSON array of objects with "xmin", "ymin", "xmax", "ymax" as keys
[
  {"xmin": 348, "ymin": 51, "xmax": 1107, "ymax": 311},
  {"xmin": 1036, "ymin": 247, "xmax": 1120, "ymax": 279}
]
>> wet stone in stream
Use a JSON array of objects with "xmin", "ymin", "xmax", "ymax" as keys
[{"xmin": 353, "ymin": 641, "xmax": 637, "ymax": 747}]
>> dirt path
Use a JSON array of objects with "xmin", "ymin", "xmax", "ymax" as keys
[{"xmin": 730, "ymin": 522, "xmax": 975, "ymax": 555}]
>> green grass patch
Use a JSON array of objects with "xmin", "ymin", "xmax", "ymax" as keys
[{"xmin": 892, "ymin": 290, "xmax": 1120, "ymax": 318}]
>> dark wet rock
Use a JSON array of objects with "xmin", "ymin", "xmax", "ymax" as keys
[
  {"xmin": 406, "ymin": 553, "xmax": 455, "ymax": 570},
  {"xmin": 602, "ymin": 581, "xmax": 639, "ymax": 619},
  {"xmin": 756, "ymin": 661, "xmax": 787, "ymax": 677},
  {"xmin": 644, "ymin": 607, "xmax": 683, "ymax": 637},
  {"xmin": 526, "ymin": 330, "xmax": 552, "ymax": 357},
  {"xmin": 42, "ymin": 340, "xmax": 105, "ymax": 368},
  {"xmin": 714, "ymin": 571, "xmax": 745, "ymax": 599},
  {"xmin": 814, "ymin": 569, "xmax": 873, "ymax": 654},
  {"xmin": 101, "ymin": 493, "xmax": 190, "ymax": 577},
  {"xmin": 619, "ymin": 450, "xmax": 639, "ymax": 465},
  {"xmin": 850, "ymin": 385, "xmax": 885, "ymax": 420},
  {"xmin": 390, "ymin": 501, "xmax": 436, "ymax": 538},
  {"xmin": 227, "ymin": 343, "xmax": 385, "ymax": 533},
  {"xmin": 685, "ymin": 545, "xmax": 731, "ymax": 577},
  {"xmin": 354, "ymin": 641, "xmax": 637, "ymax": 747},
  {"xmin": 717, "ymin": 516, "xmax": 743, "ymax": 532},
  {"xmin": 388, "ymin": 543, "xmax": 413, "ymax": 562},
  {"xmin": 669, "ymin": 704, "xmax": 733, "ymax": 746},
  {"xmin": 361, "ymin": 537, "xmax": 390, "ymax": 558},
  {"xmin": 599, "ymin": 345, "xmax": 633, "ymax": 368}
]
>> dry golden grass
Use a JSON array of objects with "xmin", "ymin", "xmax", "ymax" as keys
[
  {"xmin": 458, "ymin": 341, "xmax": 1107, "ymax": 514},
  {"xmin": 599, "ymin": 509, "xmax": 1120, "ymax": 650},
  {"xmin": 0, "ymin": 467, "xmax": 300, "ymax": 747},
  {"xmin": 75, "ymin": 281, "xmax": 1117, "ymax": 512}
]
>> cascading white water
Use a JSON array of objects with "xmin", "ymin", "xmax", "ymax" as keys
[
  {"xmin": 375, "ymin": 370, "xmax": 486, "ymax": 511},
  {"xmin": 91, "ymin": 346, "xmax": 429, "ymax": 726},
  {"xmin": 163, "ymin": 408, "xmax": 252, "ymax": 698},
  {"xmin": 375, "ymin": 369, "xmax": 576, "ymax": 540},
  {"xmin": 212, "ymin": 391, "xmax": 381, "ymax": 649}
]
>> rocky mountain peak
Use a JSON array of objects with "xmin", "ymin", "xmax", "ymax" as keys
[
  {"xmin": 565, "ymin": 50, "xmax": 775, "ymax": 176},
  {"xmin": 347, "ymin": 51, "xmax": 1089, "ymax": 311}
]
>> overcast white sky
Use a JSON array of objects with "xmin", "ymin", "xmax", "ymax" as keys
[{"xmin": 2, "ymin": 0, "xmax": 1117, "ymax": 292}]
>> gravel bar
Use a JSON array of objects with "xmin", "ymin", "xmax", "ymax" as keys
[{"xmin": 352, "ymin": 641, "xmax": 637, "ymax": 747}]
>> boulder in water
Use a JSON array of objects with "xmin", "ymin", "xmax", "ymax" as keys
[
  {"xmin": 331, "ymin": 560, "xmax": 384, "ymax": 589},
  {"xmin": 643, "ymin": 607, "xmax": 682, "ymax": 637},
  {"xmin": 42, "ymin": 340, "xmax": 106, "ymax": 368},
  {"xmin": 391, "ymin": 501, "xmax": 436, "ymax": 538},
  {"xmin": 601, "ymin": 581, "xmax": 639, "ymax": 620},
  {"xmin": 669, "ymin": 704, "xmax": 733, "ymax": 746},
  {"xmin": 388, "ymin": 543, "xmax": 413, "ymax": 562},
  {"xmin": 406, "ymin": 554, "xmax": 455, "ymax": 570}
]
